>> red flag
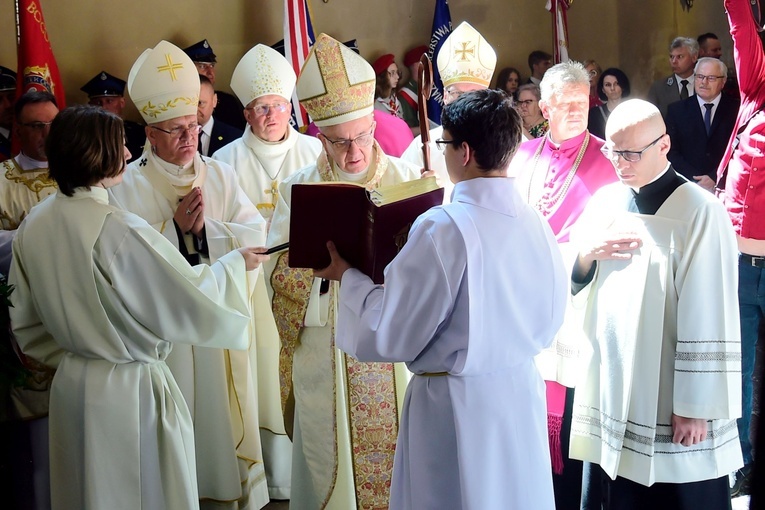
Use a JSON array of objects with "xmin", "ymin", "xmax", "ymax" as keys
[
  {"xmin": 284, "ymin": 0, "xmax": 315, "ymax": 129},
  {"xmin": 546, "ymin": 0, "xmax": 571, "ymax": 64},
  {"xmin": 15, "ymin": 0, "xmax": 66, "ymax": 107}
]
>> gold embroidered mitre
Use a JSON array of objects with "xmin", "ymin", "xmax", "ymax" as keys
[
  {"xmin": 127, "ymin": 40, "xmax": 200, "ymax": 124},
  {"xmin": 231, "ymin": 44, "xmax": 296, "ymax": 106},
  {"xmin": 437, "ymin": 21, "xmax": 497, "ymax": 88},
  {"xmin": 296, "ymin": 33, "xmax": 375, "ymax": 127}
]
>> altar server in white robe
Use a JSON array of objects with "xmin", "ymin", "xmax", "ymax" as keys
[
  {"xmin": 108, "ymin": 41, "xmax": 269, "ymax": 510},
  {"xmin": 570, "ymin": 99, "xmax": 742, "ymax": 509},
  {"xmin": 400, "ymin": 21, "xmax": 498, "ymax": 203},
  {"xmin": 212, "ymin": 43, "xmax": 322, "ymax": 501},
  {"xmin": 9, "ymin": 105, "xmax": 270, "ymax": 510},
  {"xmin": 266, "ymin": 33, "xmax": 420, "ymax": 510},
  {"xmin": 316, "ymin": 89, "xmax": 566, "ymax": 510}
]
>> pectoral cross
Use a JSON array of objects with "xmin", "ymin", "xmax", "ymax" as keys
[{"xmin": 265, "ymin": 180, "xmax": 279, "ymax": 205}]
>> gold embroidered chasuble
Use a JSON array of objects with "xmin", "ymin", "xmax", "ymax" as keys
[{"xmin": 269, "ymin": 143, "xmax": 416, "ymax": 509}]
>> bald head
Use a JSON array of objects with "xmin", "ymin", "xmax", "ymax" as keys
[
  {"xmin": 605, "ymin": 99, "xmax": 665, "ymax": 139},
  {"xmin": 604, "ymin": 99, "xmax": 670, "ymax": 189}
]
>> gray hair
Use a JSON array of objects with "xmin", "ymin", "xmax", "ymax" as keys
[
  {"xmin": 694, "ymin": 56, "xmax": 727, "ymax": 77},
  {"xmin": 517, "ymin": 83, "xmax": 541, "ymax": 101},
  {"xmin": 539, "ymin": 61, "xmax": 590, "ymax": 103},
  {"xmin": 670, "ymin": 37, "xmax": 699, "ymax": 59}
]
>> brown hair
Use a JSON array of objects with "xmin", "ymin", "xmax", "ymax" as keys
[{"xmin": 46, "ymin": 105, "xmax": 125, "ymax": 196}]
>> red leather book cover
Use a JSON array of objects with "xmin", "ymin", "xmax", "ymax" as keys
[{"xmin": 288, "ymin": 181, "xmax": 444, "ymax": 283}]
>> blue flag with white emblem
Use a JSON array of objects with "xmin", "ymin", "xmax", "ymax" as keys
[{"xmin": 427, "ymin": 0, "xmax": 452, "ymax": 125}]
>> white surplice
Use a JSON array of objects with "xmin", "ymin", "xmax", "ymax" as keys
[
  {"xmin": 213, "ymin": 126, "xmax": 321, "ymax": 499},
  {"xmin": 109, "ymin": 148, "xmax": 270, "ymax": 509},
  {"xmin": 9, "ymin": 187, "xmax": 253, "ymax": 510},
  {"xmin": 267, "ymin": 148, "xmax": 420, "ymax": 510},
  {"xmin": 335, "ymin": 177, "xmax": 566, "ymax": 510},
  {"xmin": 569, "ymin": 181, "xmax": 743, "ymax": 486}
]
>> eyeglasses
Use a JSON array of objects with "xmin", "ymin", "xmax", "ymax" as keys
[
  {"xmin": 246, "ymin": 102, "xmax": 290, "ymax": 117},
  {"xmin": 435, "ymin": 138, "xmax": 460, "ymax": 152},
  {"xmin": 150, "ymin": 123, "xmax": 202, "ymax": 139},
  {"xmin": 194, "ymin": 62, "xmax": 216, "ymax": 71},
  {"xmin": 601, "ymin": 134, "xmax": 665, "ymax": 163},
  {"xmin": 694, "ymin": 74, "xmax": 725, "ymax": 83},
  {"xmin": 19, "ymin": 121, "xmax": 53, "ymax": 131},
  {"xmin": 323, "ymin": 128, "xmax": 375, "ymax": 151}
]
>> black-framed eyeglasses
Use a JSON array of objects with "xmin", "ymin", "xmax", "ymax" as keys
[
  {"xmin": 600, "ymin": 133, "xmax": 666, "ymax": 163},
  {"xmin": 323, "ymin": 128, "xmax": 375, "ymax": 151},
  {"xmin": 246, "ymin": 102, "xmax": 290, "ymax": 117},
  {"xmin": 435, "ymin": 138, "xmax": 460, "ymax": 152},
  {"xmin": 19, "ymin": 121, "xmax": 53, "ymax": 131},
  {"xmin": 150, "ymin": 123, "xmax": 202, "ymax": 139}
]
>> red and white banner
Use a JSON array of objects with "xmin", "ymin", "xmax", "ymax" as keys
[
  {"xmin": 284, "ymin": 0, "xmax": 315, "ymax": 129},
  {"xmin": 15, "ymin": 0, "xmax": 66, "ymax": 107},
  {"xmin": 546, "ymin": 0, "xmax": 571, "ymax": 64}
]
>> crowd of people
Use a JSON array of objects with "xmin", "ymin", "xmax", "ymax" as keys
[{"xmin": 0, "ymin": 0, "xmax": 763, "ymax": 509}]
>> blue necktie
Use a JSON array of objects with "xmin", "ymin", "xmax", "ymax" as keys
[{"xmin": 704, "ymin": 103, "xmax": 713, "ymax": 136}]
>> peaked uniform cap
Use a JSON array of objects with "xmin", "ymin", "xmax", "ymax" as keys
[
  {"xmin": 231, "ymin": 44, "xmax": 296, "ymax": 106},
  {"xmin": 80, "ymin": 71, "xmax": 126, "ymax": 98},
  {"xmin": 128, "ymin": 40, "xmax": 200, "ymax": 124},
  {"xmin": 0, "ymin": 66, "xmax": 17, "ymax": 92},
  {"xmin": 296, "ymin": 33, "xmax": 375, "ymax": 127},
  {"xmin": 183, "ymin": 39, "xmax": 217, "ymax": 63},
  {"xmin": 437, "ymin": 21, "xmax": 497, "ymax": 88}
]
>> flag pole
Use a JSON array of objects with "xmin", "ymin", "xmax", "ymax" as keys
[{"xmin": 15, "ymin": 0, "xmax": 20, "ymax": 45}]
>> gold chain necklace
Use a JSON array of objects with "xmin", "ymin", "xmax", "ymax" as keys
[{"xmin": 526, "ymin": 133, "xmax": 590, "ymax": 216}]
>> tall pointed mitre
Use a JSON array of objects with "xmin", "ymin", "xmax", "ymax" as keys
[
  {"xmin": 437, "ymin": 21, "xmax": 497, "ymax": 88},
  {"xmin": 296, "ymin": 33, "xmax": 375, "ymax": 127},
  {"xmin": 231, "ymin": 44, "xmax": 296, "ymax": 106},
  {"xmin": 127, "ymin": 40, "xmax": 200, "ymax": 124}
]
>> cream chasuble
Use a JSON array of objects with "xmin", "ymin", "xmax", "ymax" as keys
[
  {"xmin": 109, "ymin": 148, "xmax": 270, "ymax": 509},
  {"xmin": 213, "ymin": 127, "xmax": 321, "ymax": 499},
  {"xmin": 10, "ymin": 187, "xmax": 254, "ymax": 510},
  {"xmin": 267, "ymin": 144, "xmax": 419, "ymax": 509}
]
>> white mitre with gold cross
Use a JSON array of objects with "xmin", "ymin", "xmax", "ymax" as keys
[
  {"xmin": 437, "ymin": 21, "xmax": 497, "ymax": 89},
  {"xmin": 296, "ymin": 33, "xmax": 375, "ymax": 127},
  {"xmin": 231, "ymin": 44, "xmax": 296, "ymax": 107},
  {"xmin": 128, "ymin": 40, "xmax": 200, "ymax": 124}
]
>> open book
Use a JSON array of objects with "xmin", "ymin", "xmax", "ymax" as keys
[{"xmin": 288, "ymin": 177, "xmax": 444, "ymax": 284}]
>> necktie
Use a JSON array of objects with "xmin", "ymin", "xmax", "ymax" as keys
[
  {"xmin": 680, "ymin": 79, "xmax": 689, "ymax": 100},
  {"xmin": 198, "ymin": 132, "xmax": 205, "ymax": 155},
  {"xmin": 704, "ymin": 103, "xmax": 713, "ymax": 136}
]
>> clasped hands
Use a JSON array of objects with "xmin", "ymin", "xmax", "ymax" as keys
[{"xmin": 174, "ymin": 187, "xmax": 205, "ymax": 237}]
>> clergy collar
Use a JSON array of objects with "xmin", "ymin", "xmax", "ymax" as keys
[
  {"xmin": 16, "ymin": 151, "xmax": 48, "ymax": 170},
  {"xmin": 545, "ymin": 129, "xmax": 588, "ymax": 151},
  {"xmin": 244, "ymin": 125, "xmax": 296, "ymax": 155},
  {"xmin": 630, "ymin": 164, "xmax": 685, "ymax": 215},
  {"xmin": 335, "ymin": 164, "xmax": 369, "ymax": 183},
  {"xmin": 153, "ymin": 150, "xmax": 195, "ymax": 176}
]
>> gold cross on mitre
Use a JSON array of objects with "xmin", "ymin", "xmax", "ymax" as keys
[
  {"xmin": 454, "ymin": 42, "xmax": 475, "ymax": 62},
  {"xmin": 157, "ymin": 54, "xmax": 183, "ymax": 81}
]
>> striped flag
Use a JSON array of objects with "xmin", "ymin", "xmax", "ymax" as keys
[
  {"xmin": 284, "ymin": 0, "xmax": 315, "ymax": 129},
  {"xmin": 546, "ymin": 0, "xmax": 571, "ymax": 64},
  {"xmin": 15, "ymin": 0, "xmax": 65, "ymax": 107},
  {"xmin": 427, "ymin": 0, "xmax": 452, "ymax": 125}
]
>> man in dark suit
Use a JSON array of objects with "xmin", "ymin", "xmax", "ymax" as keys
[
  {"xmin": 647, "ymin": 37, "xmax": 699, "ymax": 118},
  {"xmin": 666, "ymin": 57, "xmax": 739, "ymax": 192},
  {"xmin": 526, "ymin": 50, "xmax": 552, "ymax": 86},
  {"xmin": 197, "ymin": 75, "xmax": 242, "ymax": 157},
  {"xmin": 183, "ymin": 39, "xmax": 245, "ymax": 129},
  {"xmin": 80, "ymin": 71, "xmax": 145, "ymax": 162}
]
